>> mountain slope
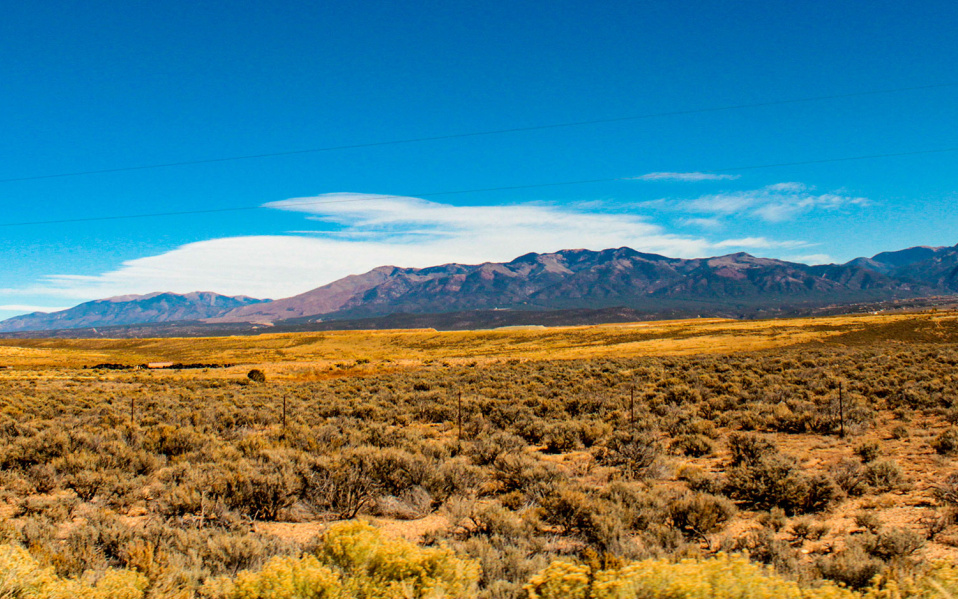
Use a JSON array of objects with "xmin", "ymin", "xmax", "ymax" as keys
[
  {"xmin": 0, "ymin": 292, "xmax": 266, "ymax": 332},
  {"xmin": 214, "ymin": 247, "xmax": 935, "ymax": 324},
  {"xmin": 6, "ymin": 243, "xmax": 958, "ymax": 335},
  {"xmin": 206, "ymin": 265, "xmax": 466, "ymax": 324}
]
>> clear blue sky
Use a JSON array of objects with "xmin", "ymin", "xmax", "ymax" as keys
[{"xmin": 1, "ymin": 0, "xmax": 956, "ymax": 316}]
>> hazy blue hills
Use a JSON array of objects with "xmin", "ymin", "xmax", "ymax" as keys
[{"xmin": 0, "ymin": 292, "xmax": 266, "ymax": 333}]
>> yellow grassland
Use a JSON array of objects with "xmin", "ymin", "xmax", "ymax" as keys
[{"xmin": 0, "ymin": 312, "xmax": 951, "ymax": 375}]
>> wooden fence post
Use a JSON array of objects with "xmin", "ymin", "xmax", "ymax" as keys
[
  {"xmin": 457, "ymin": 389, "xmax": 463, "ymax": 447},
  {"xmin": 838, "ymin": 381, "xmax": 845, "ymax": 439}
]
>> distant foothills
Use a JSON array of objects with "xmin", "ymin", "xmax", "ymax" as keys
[{"xmin": 2, "ymin": 244, "xmax": 958, "ymax": 337}]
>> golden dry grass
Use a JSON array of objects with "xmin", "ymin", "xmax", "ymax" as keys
[
  {"xmin": 0, "ymin": 312, "xmax": 953, "ymax": 374},
  {"xmin": 3, "ymin": 310, "xmax": 958, "ymax": 593}
]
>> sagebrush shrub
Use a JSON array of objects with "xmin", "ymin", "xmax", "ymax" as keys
[
  {"xmin": 596, "ymin": 432, "xmax": 659, "ymax": 480},
  {"xmin": 724, "ymin": 451, "xmax": 838, "ymax": 514},
  {"xmin": 725, "ymin": 432, "xmax": 776, "ymax": 467},
  {"xmin": 932, "ymin": 428, "xmax": 958, "ymax": 455},
  {"xmin": 667, "ymin": 492, "xmax": 736, "ymax": 543}
]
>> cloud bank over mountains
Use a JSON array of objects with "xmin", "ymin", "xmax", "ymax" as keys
[{"xmin": 0, "ymin": 182, "xmax": 867, "ymax": 313}]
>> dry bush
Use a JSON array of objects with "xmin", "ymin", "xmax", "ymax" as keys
[
  {"xmin": 0, "ymin": 342, "xmax": 957, "ymax": 596},
  {"xmin": 722, "ymin": 440, "xmax": 841, "ymax": 514},
  {"xmin": 932, "ymin": 428, "xmax": 958, "ymax": 455},
  {"xmin": 667, "ymin": 492, "xmax": 736, "ymax": 545},
  {"xmin": 595, "ymin": 432, "xmax": 659, "ymax": 480}
]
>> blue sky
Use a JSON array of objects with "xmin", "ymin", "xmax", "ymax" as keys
[{"xmin": 1, "ymin": 1, "xmax": 957, "ymax": 316}]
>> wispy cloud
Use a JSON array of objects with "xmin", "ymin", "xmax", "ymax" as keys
[
  {"xmin": 0, "ymin": 193, "xmax": 817, "ymax": 309},
  {"xmin": 680, "ymin": 183, "xmax": 868, "ymax": 222},
  {"xmin": 712, "ymin": 237, "xmax": 809, "ymax": 250},
  {"xmin": 634, "ymin": 172, "xmax": 740, "ymax": 182},
  {"xmin": 784, "ymin": 253, "xmax": 834, "ymax": 265},
  {"xmin": 7, "ymin": 195, "xmax": 714, "ymax": 301},
  {"xmin": 679, "ymin": 217, "xmax": 724, "ymax": 229},
  {"xmin": 0, "ymin": 304, "xmax": 70, "ymax": 313}
]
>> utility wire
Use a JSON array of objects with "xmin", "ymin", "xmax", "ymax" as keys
[
  {"xmin": 1, "ymin": 145, "xmax": 956, "ymax": 228},
  {"xmin": 0, "ymin": 82, "xmax": 955, "ymax": 184}
]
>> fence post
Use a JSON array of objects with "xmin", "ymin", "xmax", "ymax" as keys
[
  {"xmin": 457, "ymin": 389, "xmax": 463, "ymax": 447},
  {"xmin": 838, "ymin": 382, "xmax": 845, "ymax": 439}
]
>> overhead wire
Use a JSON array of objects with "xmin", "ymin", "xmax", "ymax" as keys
[
  {"xmin": 0, "ymin": 81, "xmax": 955, "ymax": 184},
  {"xmin": 1, "ymin": 144, "xmax": 956, "ymax": 228}
]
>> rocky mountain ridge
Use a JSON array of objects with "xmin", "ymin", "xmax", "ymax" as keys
[
  {"xmin": 4, "ymin": 243, "xmax": 957, "ymax": 333},
  {"xmin": 0, "ymin": 292, "xmax": 266, "ymax": 333}
]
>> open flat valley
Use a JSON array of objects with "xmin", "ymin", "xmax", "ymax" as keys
[{"xmin": 3, "ymin": 313, "xmax": 958, "ymax": 597}]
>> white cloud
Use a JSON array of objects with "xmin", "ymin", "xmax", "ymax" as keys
[
  {"xmin": 1, "ymin": 193, "xmax": 826, "ymax": 308},
  {"xmin": 634, "ymin": 172, "xmax": 740, "ymax": 182},
  {"xmin": 681, "ymin": 183, "xmax": 867, "ymax": 222},
  {"xmin": 0, "ymin": 304, "xmax": 70, "ymax": 313},
  {"xmin": 679, "ymin": 217, "xmax": 724, "ymax": 229},
  {"xmin": 784, "ymin": 253, "xmax": 834, "ymax": 265},
  {"xmin": 712, "ymin": 237, "xmax": 808, "ymax": 250},
  {"xmin": 11, "ymin": 194, "xmax": 742, "ymax": 302}
]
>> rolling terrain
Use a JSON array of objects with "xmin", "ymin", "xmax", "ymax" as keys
[{"xmin": 3, "ymin": 242, "xmax": 957, "ymax": 335}]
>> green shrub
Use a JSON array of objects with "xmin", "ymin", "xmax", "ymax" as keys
[
  {"xmin": 207, "ymin": 460, "xmax": 302, "ymax": 521},
  {"xmin": 676, "ymin": 465, "xmax": 720, "ymax": 494},
  {"xmin": 304, "ymin": 453, "xmax": 380, "ymax": 519}
]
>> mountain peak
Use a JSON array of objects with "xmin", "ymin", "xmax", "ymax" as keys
[
  {"xmin": 0, "ymin": 292, "xmax": 266, "ymax": 333},
  {"xmin": 6, "ymin": 242, "xmax": 958, "ymax": 335}
]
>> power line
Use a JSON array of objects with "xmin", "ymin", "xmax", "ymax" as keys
[
  {"xmin": 0, "ymin": 82, "xmax": 955, "ymax": 184},
  {"xmin": 2, "ymin": 145, "xmax": 956, "ymax": 228}
]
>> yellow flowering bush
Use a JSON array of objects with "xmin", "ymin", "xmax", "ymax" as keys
[
  {"xmin": 525, "ymin": 561, "xmax": 591, "ymax": 599},
  {"xmin": 526, "ymin": 553, "xmax": 862, "ymax": 599},
  {"xmin": 204, "ymin": 555, "xmax": 344, "ymax": 599},
  {"xmin": 316, "ymin": 520, "xmax": 480, "ymax": 598},
  {"xmin": 0, "ymin": 544, "xmax": 147, "ymax": 599},
  {"xmin": 860, "ymin": 563, "xmax": 958, "ymax": 599},
  {"xmin": 201, "ymin": 521, "xmax": 479, "ymax": 599}
]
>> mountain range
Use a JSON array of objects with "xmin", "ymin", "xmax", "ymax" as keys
[
  {"xmin": 0, "ymin": 292, "xmax": 265, "ymax": 333},
  {"xmin": 2, "ymin": 243, "xmax": 957, "ymax": 335}
]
